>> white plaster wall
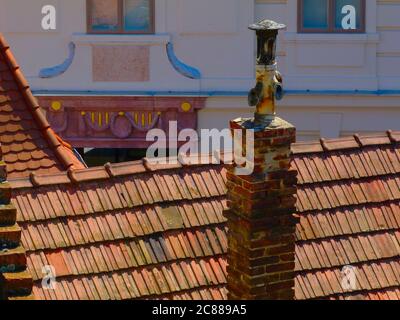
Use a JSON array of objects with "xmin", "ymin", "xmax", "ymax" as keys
[
  {"xmin": 2, "ymin": 0, "xmax": 399, "ymax": 94},
  {"xmin": 377, "ymin": 0, "xmax": 400, "ymax": 89},
  {"xmin": 1, "ymin": 0, "xmax": 399, "ymax": 93},
  {"xmin": 0, "ymin": 0, "xmax": 254, "ymax": 92},
  {"xmin": 1, "ymin": 0, "xmax": 400, "ymax": 141},
  {"xmin": 199, "ymin": 94, "xmax": 400, "ymax": 142}
]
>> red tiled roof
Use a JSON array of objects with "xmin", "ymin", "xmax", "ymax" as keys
[
  {"xmin": 293, "ymin": 131, "xmax": 400, "ymax": 300},
  {"xmin": 11, "ymin": 161, "xmax": 228, "ymax": 300},
  {"xmin": 7, "ymin": 131, "xmax": 400, "ymax": 300},
  {"xmin": 0, "ymin": 34, "xmax": 84, "ymax": 178}
]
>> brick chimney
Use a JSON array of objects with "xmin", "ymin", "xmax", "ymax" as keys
[
  {"xmin": 0, "ymin": 148, "xmax": 33, "ymax": 300},
  {"xmin": 225, "ymin": 20, "xmax": 298, "ymax": 300}
]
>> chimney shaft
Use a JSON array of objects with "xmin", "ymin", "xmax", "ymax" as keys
[{"xmin": 225, "ymin": 20, "xmax": 298, "ymax": 300}]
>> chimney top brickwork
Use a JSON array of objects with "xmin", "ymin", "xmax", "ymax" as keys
[{"xmin": 225, "ymin": 20, "xmax": 298, "ymax": 300}]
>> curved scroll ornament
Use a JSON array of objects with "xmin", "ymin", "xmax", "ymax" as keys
[
  {"xmin": 83, "ymin": 111, "xmax": 161, "ymax": 139},
  {"xmin": 166, "ymin": 42, "xmax": 201, "ymax": 79},
  {"xmin": 39, "ymin": 42, "xmax": 76, "ymax": 78},
  {"xmin": 47, "ymin": 112, "xmax": 68, "ymax": 134}
]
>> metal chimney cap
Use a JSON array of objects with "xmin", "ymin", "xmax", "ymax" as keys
[{"xmin": 248, "ymin": 19, "xmax": 286, "ymax": 31}]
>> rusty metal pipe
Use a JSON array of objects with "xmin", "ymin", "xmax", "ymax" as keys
[{"xmin": 248, "ymin": 20, "xmax": 286, "ymax": 126}]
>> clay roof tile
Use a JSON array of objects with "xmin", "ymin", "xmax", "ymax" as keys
[
  {"xmin": 0, "ymin": 33, "xmax": 85, "ymax": 178},
  {"xmin": 9, "ymin": 132, "xmax": 400, "ymax": 300}
]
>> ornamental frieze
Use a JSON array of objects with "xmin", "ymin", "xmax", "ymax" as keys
[{"xmin": 38, "ymin": 96, "xmax": 206, "ymax": 148}]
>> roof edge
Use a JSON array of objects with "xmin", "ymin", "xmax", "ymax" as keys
[{"xmin": 0, "ymin": 33, "xmax": 80, "ymax": 171}]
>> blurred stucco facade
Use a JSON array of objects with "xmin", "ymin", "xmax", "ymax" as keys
[{"xmin": 0, "ymin": 0, "xmax": 399, "ymax": 143}]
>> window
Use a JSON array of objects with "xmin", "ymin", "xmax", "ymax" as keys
[
  {"xmin": 298, "ymin": 0, "xmax": 365, "ymax": 33},
  {"xmin": 87, "ymin": 0, "xmax": 155, "ymax": 34}
]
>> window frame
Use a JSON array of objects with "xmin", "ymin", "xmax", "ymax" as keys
[
  {"xmin": 87, "ymin": 0, "xmax": 155, "ymax": 34},
  {"xmin": 298, "ymin": 0, "xmax": 366, "ymax": 33}
]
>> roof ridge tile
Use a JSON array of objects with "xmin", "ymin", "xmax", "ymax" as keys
[
  {"xmin": 104, "ymin": 162, "xmax": 116, "ymax": 177},
  {"xmin": 291, "ymin": 141, "xmax": 324, "ymax": 154},
  {"xmin": 387, "ymin": 130, "xmax": 400, "ymax": 143},
  {"xmin": 143, "ymin": 157, "xmax": 182, "ymax": 171},
  {"xmin": 67, "ymin": 166, "xmax": 110, "ymax": 184},
  {"xmin": 0, "ymin": 33, "xmax": 84, "ymax": 175},
  {"xmin": 292, "ymin": 131, "xmax": 400, "ymax": 155},
  {"xmin": 355, "ymin": 133, "xmax": 391, "ymax": 147},
  {"xmin": 106, "ymin": 160, "xmax": 147, "ymax": 177},
  {"xmin": 10, "ymin": 156, "xmax": 227, "ymax": 188},
  {"xmin": 8, "ymin": 130, "xmax": 400, "ymax": 189}
]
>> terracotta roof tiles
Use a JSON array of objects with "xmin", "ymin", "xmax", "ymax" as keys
[
  {"xmin": 1, "ymin": 131, "xmax": 398, "ymax": 299},
  {"xmin": 293, "ymin": 133, "xmax": 400, "ymax": 299},
  {"xmin": 0, "ymin": 34, "xmax": 85, "ymax": 179}
]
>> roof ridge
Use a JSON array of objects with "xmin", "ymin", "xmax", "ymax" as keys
[
  {"xmin": 0, "ymin": 33, "xmax": 80, "ymax": 171},
  {"xmin": 10, "ymin": 153, "xmax": 231, "ymax": 188},
  {"xmin": 9, "ymin": 129, "xmax": 400, "ymax": 188},
  {"xmin": 292, "ymin": 130, "xmax": 400, "ymax": 155}
]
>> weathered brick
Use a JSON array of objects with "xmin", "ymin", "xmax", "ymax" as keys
[
  {"xmin": 244, "ymin": 179, "xmax": 280, "ymax": 191},
  {"xmin": 2, "ymin": 271, "xmax": 33, "ymax": 296},
  {"xmin": 226, "ymin": 171, "xmax": 244, "ymax": 187},
  {"xmin": 268, "ymin": 169, "xmax": 298, "ymax": 180},
  {"xmin": 280, "ymin": 271, "xmax": 296, "ymax": 281},
  {"xmin": 277, "ymin": 288, "xmax": 295, "ymax": 300},
  {"xmin": 0, "ymin": 204, "xmax": 17, "ymax": 226},
  {"xmin": 227, "ymin": 117, "xmax": 297, "ymax": 300},
  {"xmin": 0, "ymin": 161, "xmax": 7, "ymax": 182},
  {"xmin": 267, "ymin": 243, "xmax": 296, "ymax": 256},
  {"xmin": 0, "ymin": 246, "xmax": 27, "ymax": 269},
  {"xmin": 0, "ymin": 224, "xmax": 21, "ymax": 247},
  {"xmin": 0, "ymin": 182, "xmax": 11, "ymax": 205},
  {"xmin": 265, "ymin": 262, "xmax": 295, "ymax": 274},
  {"xmin": 271, "ymin": 136, "xmax": 294, "ymax": 146},
  {"xmin": 254, "ymin": 129, "xmax": 279, "ymax": 139}
]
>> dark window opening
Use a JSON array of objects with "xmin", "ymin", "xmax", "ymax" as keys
[
  {"xmin": 298, "ymin": 0, "xmax": 365, "ymax": 33},
  {"xmin": 87, "ymin": 0, "xmax": 155, "ymax": 34},
  {"xmin": 78, "ymin": 148, "xmax": 178, "ymax": 167}
]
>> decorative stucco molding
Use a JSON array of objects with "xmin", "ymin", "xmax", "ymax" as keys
[
  {"xmin": 39, "ymin": 42, "xmax": 76, "ymax": 78},
  {"xmin": 83, "ymin": 110, "xmax": 161, "ymax": 139},
  {"xmin": 166, "ymin": 42, "xmax": 201, "ymax": 79},
  {"xmin": 38, "ymin": 96, "xmax": 206, "ymax": 149}
]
